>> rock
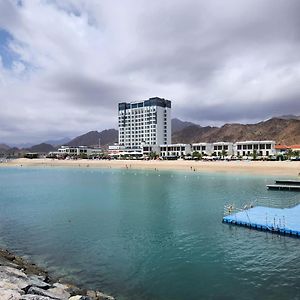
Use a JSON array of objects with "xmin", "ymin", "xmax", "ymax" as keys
[
  {"xmin": 0, "ymin": 287, "xmax": 22, "ymax": 300},
  {"xmin": 27, "ymin": 286, "xmax": 63, "ymax": 299},
  {"xmin": 96, "ymin": 291, "xmax": 115, "ymax": 300},
  {"xmin": 86, "ymin": 290, "xmax": 97, "ymax": 299},
  {"xmin": 1, "ymin": 251, "xmax": 114, "ymax": 300},
  {"xmin": 20, "ymin": 295, "xmax": 55, "ymax": 300},
  {"xmin": 0, "ymin": 249, "xmax": 16, "ymax": 261},
  {"xmin": 0, "ymin": 266, "xmax": 28, "ymax": 279},
  {"xmin": 0, "ymin": 256, "xmax": 19, "ymax": 268},
  {"xmin": 28, "ymin": 275, "xmax": 50, "ymax": 289},
  {"xmin": 0, "ymin": 266, "xmax": 29, "ymax": 291},
  {"xmin": 68, "ymin": 296, "xmax": 91, "ymax": 300},
  {"xmin": 47, "ymin": 284, "xmax": 71, "ymax": 299}
]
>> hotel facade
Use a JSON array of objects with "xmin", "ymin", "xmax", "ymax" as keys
[
  {"xmin": 142, "ymin": 141, "xmax": 276, "ymax": 158},
  {"xmin": 118, "ymin": 97, "xmax": 171, "ymax": 150}
]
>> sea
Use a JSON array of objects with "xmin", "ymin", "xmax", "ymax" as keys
[{"xmin": 0, "ymin": 166, "xmax": 299, "ymax": 300}]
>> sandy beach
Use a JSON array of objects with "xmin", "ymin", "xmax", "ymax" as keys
[{"xmin": 1, "ymin": 158, "xmax": 300, "ymax": 176}]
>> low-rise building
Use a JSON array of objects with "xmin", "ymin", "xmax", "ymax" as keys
[
  {"xmin": 140, "ymin": 140, "xmax": 278, "ymax": 159},
  {"xmin": 289, "ymin": 145, "xmax": 300, "ymax": 152},
  {"xmin": 57, "ymin": 146, "xmax": 102, "ymax": 157},
  {"xmin": 191, "ymin": 143, "xmax": 213, "ymax": 156},
  {"xmin": 275, "ymin": 144, "xmax": 290, "ymax": 155},
  {"xmin": 141, "ymin": 145, "xmax": 160, "ymax": 156},
  {"xmin": 234, "ymin": 141, "xmax": 276, "ymax": 157},
  {"xmin": 212, "ymin": 142, "xmax": 234, "ymax": 156},
  {"xmin": 159, "ymin": 144, "xmax": 192, "ymax": 158}
]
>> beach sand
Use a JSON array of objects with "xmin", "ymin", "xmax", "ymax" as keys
[{"xmin": 1, "ymin": 158, "xmax": 300, "ymax": 176}]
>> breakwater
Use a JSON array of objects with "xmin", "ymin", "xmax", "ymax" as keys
[{"xmin": 0, "ymin": 248, "xmax": 115, "ymax": 300}]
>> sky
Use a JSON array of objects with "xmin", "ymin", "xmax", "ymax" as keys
[{"xmin": 0, "ymin": 0, "xmax": 300, "ymax": 144}]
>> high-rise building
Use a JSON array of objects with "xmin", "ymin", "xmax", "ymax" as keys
[{"xmin": 118, "ymin": 97, "xmax": 171, "ymax": 149}]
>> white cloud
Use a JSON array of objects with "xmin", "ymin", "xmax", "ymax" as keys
[{"xmin": 0, "ymin": 0, "xmax": 300, "ymax": 143}]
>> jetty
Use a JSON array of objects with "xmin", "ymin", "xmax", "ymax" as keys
[
  {"xmin": 223, "ymin": 204, "xmax": 300, "ymax": 237},
  {"xmin": 266, "ymin": 179, "xmax": 300, "ymax": 191}
]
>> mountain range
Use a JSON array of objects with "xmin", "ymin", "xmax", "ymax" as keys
[
  {"xmin": 1, "ymin": 115, "xmax": 300, "ymax": 154},
  {"xmin": 172, "ymin": 117, "xmax": 300, "ymax": 145}
]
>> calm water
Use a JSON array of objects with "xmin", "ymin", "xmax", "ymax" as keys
[{"xmin": 0, "ymin": 167, "xmax": 300, "ymax": 300}]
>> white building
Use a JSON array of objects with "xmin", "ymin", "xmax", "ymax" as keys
[
  {"xmin": 118, "ymin": 97, "xmax": 171, "ymax": 150},
  {"xmin": 212, "ymin": 142, "xmax": 234, "ymax": 156},
  {"xmin": 57, "ymin": 146, "xmax": 102, "ymax": 157},
  {"xmin": 159, "ymin": 144, "xmax": 192, "ymax": 158},
  {"xmin": 141, "ymin": 145, "xmax": 160, "ymax": 156},
  {"xmin": 234, "ymin": 141, "xmax": 276, "ymax": 157},
  {"xmin": 191, "ymin": 143, "xmax": 213, "ymax": 156},
  {"xmin": 140, "ymin": 140, "xmax": 276, "ymax": 159}
]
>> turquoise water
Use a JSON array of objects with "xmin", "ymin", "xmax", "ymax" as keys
[{"xmin": 0, "ymin": 167, "xmax": 300, "ymax": 300}]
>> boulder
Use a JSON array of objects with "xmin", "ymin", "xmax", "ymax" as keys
[
  {"xmin": 96, "ymin": 291, "xmax": 115, "ymax": 300},
  {"xmin": 0, "ymin": 266, "xmax": 29, "ymax": 291},
  {"xmin": 27, "ymin": 286, "xmax": 63, "ymax": 299},
  {"xmin": 21, "ymin": 295, "xmax": 55, "ymax": 300},
  {"xmin": 28, "ymin": 275, "xmax": 51, "ymax": 289},
  {"xmin": 0, "ymin": 287, "xmax": 23, "ymax": 300},
  {"xmin": 47, "ymin": 283, "xmax": 71, "ymax": 299},
  {"xmin": 86, "ymin": 290, "xmax": 97, "ymax": 299},
  {"xmin": 68, "ymin": 296, "xmax": 91, "ymax": 300}
]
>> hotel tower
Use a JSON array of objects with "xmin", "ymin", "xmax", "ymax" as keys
[{"xmin": 118, "ymin": 97, "xmax": 171, "ymax": 150}]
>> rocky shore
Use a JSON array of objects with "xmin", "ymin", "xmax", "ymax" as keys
[{"xmin": 0, "ymin": 248, "xmax": 115, "ymax": 300}]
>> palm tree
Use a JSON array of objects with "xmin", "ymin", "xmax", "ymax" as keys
[
  {"xmin": 293, "ymin": 150, "xmax": 299, "ymax": 158},
  {"xmin": 252, "ymin": 149, "xmax": 257, "ymax": 160},
  {"xmin": 192, "ymin": 151, "xmax": 202, "ymax": 160},
  {"xmin": 287, "ymin": 149, "xmax": 294, "ymax": 160},
  {"xmin": 221, "ymin": 149, "xmax": 227, "ymax": 159}
]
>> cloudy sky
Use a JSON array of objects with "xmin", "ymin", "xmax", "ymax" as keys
[{"xmin": 1, "ymin": 0, "xmax": 300, "ymax": 144}]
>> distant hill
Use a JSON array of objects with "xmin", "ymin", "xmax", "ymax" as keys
[
  {"xmin": 171, "ymin": 118, "xmax": 197, "ymax": 133},
  {"xmin": 276, "ymin": 115, "xmax": 300, "ymax": 121},
  {"xmin": 67, "ymin": 129, "xmax": 118, "ymax": 147},
  {"xmin": 8, "ymin": 142, "xmax": 34, "ymax": 149},
  {"xmin": 44, "ymin": 137, "xmax": 71, "ymax": 146},
  {"xmin": 0, "ymin": 143, "xmax": 10, "ymax": 151},
  {"xmin": 172, "ymin": 118, "xmax": 300, "ymax": 145},
  {"xmin": 27, "ymin": 143, "xmax": 56, "ymax": 153}
]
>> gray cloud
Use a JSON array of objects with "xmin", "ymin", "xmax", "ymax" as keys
[
  {"xmin": 0, "ymin": 0, "xmax": 300, "ymax": 143},
  {"xmin": 42, "ymin": 72, "xmax": 136, "ymax": 107}
]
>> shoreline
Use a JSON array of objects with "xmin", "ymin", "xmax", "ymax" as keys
[
  {"xmin": 0, "ymin": 247, "xmax": 115, "ymax": 300},
  {"xmin": 1, "ymin": 158, "xmax": 300, "ymax": 177}
]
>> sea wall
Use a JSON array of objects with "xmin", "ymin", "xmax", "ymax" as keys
[{"xmin": 0, "ymin": 248, "xmax": 115, "ymax": 300}]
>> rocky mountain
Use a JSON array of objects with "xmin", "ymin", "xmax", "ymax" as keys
[
  {"xmin": 9, "ymin": 142, "xmax": 35, "ymax": 149},
  {"xmin": 0, "ymin": 143, "xmax": 10, "ymax": 151},
  {"xmin": 171, "ymin": 118, "xmax": 197, "ymax": 133},
  {"xmin": 172, "ymin": 118, "xmax": 300, "ymax": 145},
  {"xmin": 67, "ymin": 129, "xmax": 118, "ymax": 147},
  {"xmin": 44, "ymin": 137, "xmax": 71, "ymax": 146},
  {"xmin": 276, "ymin": 115, "xmax": 300, "ymax": 121},
  {"xmin": 27, "ymin": 143, "xmax": 56, "ymax": 153}
]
